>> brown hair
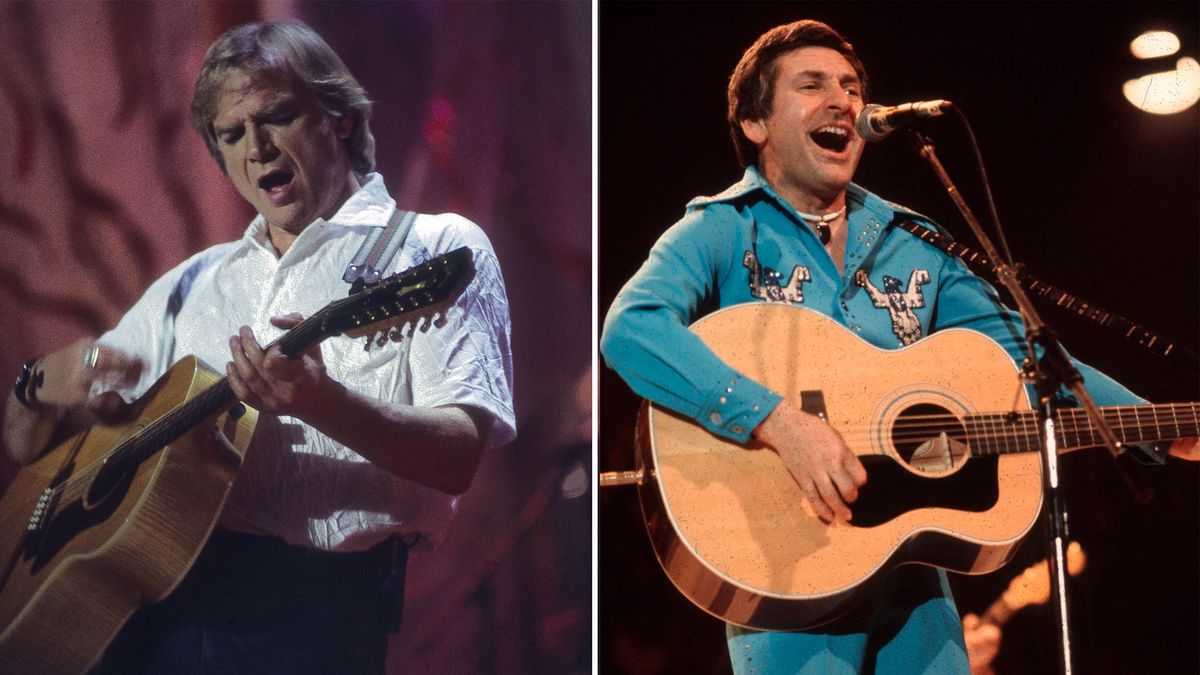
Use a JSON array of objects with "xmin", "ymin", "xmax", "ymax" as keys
[
  {"xmin": 190, "ymin": 21, "xmax": 375, "ymax": 174},
  {"xmin": 727, "ymin": 20, "xmax": 868, "ymax": 167}
]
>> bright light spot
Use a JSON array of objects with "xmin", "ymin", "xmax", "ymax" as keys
[
  {"xmin": 560, "ymin": 461, "xmax": 589, "ymax": 499},
  {"xmin": 1130, "ymin": 31, "xmax": 1180, "ymax": 59},
  {"xmin": 1122, "ymin": 57, "xmax": 1200, "ymax": 114}
]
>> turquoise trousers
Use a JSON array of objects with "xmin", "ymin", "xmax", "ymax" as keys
[{"xmin": 727, "ymin": 567, "xmax": 969, "ymax": 675}]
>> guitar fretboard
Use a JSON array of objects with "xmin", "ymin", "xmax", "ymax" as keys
[
  {"xmin": 109, "ymin": 313, "xmax": 333, "ymax": 469},
  {"xmin": 121, "ymin": 380, "xmax": 240, "ymax": 466},
  {"xmin": 964, "ymin": 403, "xmax": 1199, "ymax": 455}
]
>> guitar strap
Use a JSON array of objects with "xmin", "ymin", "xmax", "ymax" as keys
[
  {"xmin": 343, "ymin": 207, "xmax": 417, "ymax": 295},
  {"xmin": 168, "ymin": 207, "xmax": 416, "ymax": 315},
  {"xmin": 896, "ymin": 219, "xmax": 1197, "ymax": 366}
]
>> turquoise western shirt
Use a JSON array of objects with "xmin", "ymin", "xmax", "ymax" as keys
[{"xmin": 601, "ymin": 165, "xmax": 1142, "ymax": 444}]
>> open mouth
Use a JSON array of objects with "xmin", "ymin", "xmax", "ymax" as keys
[
  {"xmin": 258, "ymin": 171, "xmax": 294, "ymax": 192},
  {"xmin": 810, "ymin": 126, "xmax": 850, "ymax": 153}
]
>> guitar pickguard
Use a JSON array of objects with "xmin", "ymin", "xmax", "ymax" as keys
[
  {"xmin": 23, "ymin": 467, "xmax": 133, "ymax": 575},
  {"xmin": 850, "ymin": 455, "xmax": 999, "ymax": 528}
]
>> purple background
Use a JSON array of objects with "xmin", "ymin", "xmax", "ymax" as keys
[{"xmin": 0, "ymin": 2, "xmax": 590, "ymax": 673}]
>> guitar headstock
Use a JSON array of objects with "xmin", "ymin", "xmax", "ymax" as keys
[{"xmin": 320, "ymin": 247, "xmax": 475, "ymax": 342}]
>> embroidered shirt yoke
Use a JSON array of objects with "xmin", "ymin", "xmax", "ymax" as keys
[{"xmin": 600, "ymin": 165, "xmax": 1143, "ymax": 443}]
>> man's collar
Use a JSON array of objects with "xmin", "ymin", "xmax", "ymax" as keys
[
  {"xmin": 684, "ymin": 165, "xmax": 771, "ymax": 209},
  {"xmin": 242, "ymin": 172, "xmax": 396, "ymax": 251},
  {"xmin": 323, "ymin": 172, "xmax": 395, "ymax": 227},
  {"xmin": 687, "ymin": 164, "xmax": 931, "ymax": 226}
]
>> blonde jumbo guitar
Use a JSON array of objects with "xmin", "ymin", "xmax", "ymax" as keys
[
  {"xmin": 636, "ymin": 303, "xmax": 1196, "ymax": 631},
  {"xmin": 0, "ymin": 247, "xmax": 474, "ymax": 674}
]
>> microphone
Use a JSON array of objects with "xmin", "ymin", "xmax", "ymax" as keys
[{"xmin": 855, "ymin": 100, "xmax": 954, "ymax": 142}]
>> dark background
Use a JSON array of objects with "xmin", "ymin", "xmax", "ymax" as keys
[{"xmin": 600, "ymin": 3, "xmax": 1198, "ymax": 674}]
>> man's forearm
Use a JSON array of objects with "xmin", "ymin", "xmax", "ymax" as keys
[
  {"xmin": 3, "ymin": 342, "xmax": 144, "ymax": 465},
  {"xmin": 298, "ymin": 379, "xmax": 488, "ymax": 496}
]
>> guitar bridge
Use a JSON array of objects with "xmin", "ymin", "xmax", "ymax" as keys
[
  {"xmin": 800, "ymin": 390, "xmax": 828, "ymax": 422},
  {"xmin": 27, "ymin": 487, "xmax": 56, "ymax": 532}
]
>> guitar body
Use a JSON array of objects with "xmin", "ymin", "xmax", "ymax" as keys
[
  {"xmin": 0, "ymin": 356, "xmax": 258, "ymax": 673},
  {"xmin": 637, "ymin": 303, "xmax": 1043, "ymax": 631}
]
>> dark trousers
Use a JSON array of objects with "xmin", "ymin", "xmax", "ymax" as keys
[{"xmin": 96, "ymin": 529, "xmax": 409, "ymax": 675}]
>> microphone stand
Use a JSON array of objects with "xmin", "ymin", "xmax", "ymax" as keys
[{"xmin": 906, "ymin": 129, "xmax": 1141, "ymax": 675}]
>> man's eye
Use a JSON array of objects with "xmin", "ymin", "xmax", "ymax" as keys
[
  {"xmin": 845, "ymin": 88, "xmax": 861, "ymax": 98},
  {"xmin": 219, "ymin": 130, "xmax": 242, "ymax": 144}
]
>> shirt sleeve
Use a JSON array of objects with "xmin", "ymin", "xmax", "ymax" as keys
[
  {"xmin": 930, "ymin": 252, "xmax": 1146, "ymax": 408},
  {"xmin": 95, "ymin": 248, "xmax": 225, "ymax": 401},
  {"xmin": 406, "ymin": 218, "xmax": 516, "ymax": 449},
  {"xmin": 600, "ymin": 208, "xmax": 781, "ymax": 443}
]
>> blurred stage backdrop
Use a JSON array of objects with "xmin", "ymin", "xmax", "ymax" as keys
[
  {"xmin": 0, "ymin": 1, "xmax": 590, "ymax": 673},
  {"xmin": 600, "ymin": 3, "xmax": 1197, "ymax": 675}
]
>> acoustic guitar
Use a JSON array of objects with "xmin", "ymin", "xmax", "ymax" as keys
[
  {"xmin": 964, "ymin": 543, "xmax": 1086, "ymax": 674},
  {"xmin": 636, "ymin": 303, "xmax": 1196, "ymax": 631},
  {"xmin": 981, "ymin": 541, "xmax": 1086, "ymax": 628},
  {"xmin": 0, "ymin": 247, "xmax": 475, "ymax": 673}
]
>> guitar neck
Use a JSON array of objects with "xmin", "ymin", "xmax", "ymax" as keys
[
  {"xmin": 966, "ymin": 403, "xmax": 1199, "ymax": 456},
  {"xmin": 120, "ymin": 379, "xmax": 237, "ymax": 467},
  {"xmin": 981, "ymin": 597, "xmax": 1016, "ymax": 627},
  {"xmin": 124, "ymin": 314, "xmax": 330, "ymax": 466}
]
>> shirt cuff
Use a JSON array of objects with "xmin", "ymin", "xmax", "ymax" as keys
[{"xmin": 696, "ymin": 374, "xmax": 782, "ymax": 443}]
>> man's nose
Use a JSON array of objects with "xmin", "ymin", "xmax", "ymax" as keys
[
  {"xmin": 827, "ymin": 87, "xmax": 853, "ymax": 111},
  {"xmin": 246, "ymin": 126, "xmax": 279, "ymax": 163}
]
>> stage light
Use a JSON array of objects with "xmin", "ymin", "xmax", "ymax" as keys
[
  {"xmin": 1130, "ymin": 31, "xmax": 1180, "ymax": 59},
  {"xmin": 1122, "ymin": 57, "xmax": 1200, "ymax": 114}
]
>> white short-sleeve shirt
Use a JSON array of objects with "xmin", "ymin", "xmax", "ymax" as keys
[{"xmin": 98, "ymin": 173, "xmax": 515, "ymax": 551}]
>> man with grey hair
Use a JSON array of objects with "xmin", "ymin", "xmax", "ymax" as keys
[{"xmin": 4, "ymin": 21, "xmax": 514, "ymax": 672}]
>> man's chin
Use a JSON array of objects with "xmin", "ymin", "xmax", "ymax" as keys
[
  {"xmin": 261, "ymin": 208, "xmax": 314, "ymax": 237},
  {"xmin": 811, "ymin": 173, "xmax": 856, "ymax": 198}
]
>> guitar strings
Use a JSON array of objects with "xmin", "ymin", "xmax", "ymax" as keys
[
  {"xmin": 830, "ymin": 407, "xmax": 1199, "ymax": 445},
  {"xmin": 663, "ymin": 402, "xmax": 1199, "ymax": 456},
  {"xmin": 46, "ymin": 379, "xmax": 237, "ymax": 506},
  {"xmin": 45, "ymin": 312, "xmax": 340, "ymax": 502},
  {"xmin": 45, "ymin": 307, "xmax": 395, "ymax": 501}
]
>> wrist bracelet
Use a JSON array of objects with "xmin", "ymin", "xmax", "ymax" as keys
[{"xmin": 13, "ymin": 358, "xmax": 43, "ymax": 410}]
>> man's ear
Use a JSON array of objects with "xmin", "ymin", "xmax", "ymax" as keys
[{"xmin": 740, "ymin": 117, "xmax": 767, "ymax": 145}]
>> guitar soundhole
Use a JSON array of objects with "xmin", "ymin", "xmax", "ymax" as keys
[
  {"xmin": 23, "ymin": 453, "xmax": 137, "ymax": 574},
  {"xmin": 892, "ymin": 403, "xmax": 969, "ymax": 475},
  {"xmin": 85, "ymin": 454, "xmax": 134, "ymax": 509}
]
